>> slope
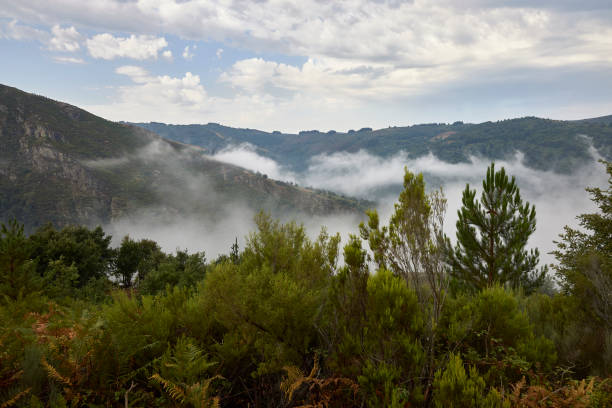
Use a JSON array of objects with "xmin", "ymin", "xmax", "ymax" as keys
[
  {"xmin": 136, "ymin": 116, "xmax": 612, "ymax": 173},
  {"xmin": 0, "ymin": 84, "xmax": 366, "ymax": 231}
]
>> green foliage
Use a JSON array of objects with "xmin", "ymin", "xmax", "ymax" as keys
[
  {"xmin": 0, "ymin": 219, "xmax": 41, "ymax": 302},
  {"xmin": 443, "ymin": 286, "xmax": 557, "ymax": 383},
  {"xmin": 41, "ymin": 258, "xmax": 79, "ymax": 300},
  {"xmin": 327, "ymin": 235, "xmax": 426, "ymax": 406},
  {"xmin": 447, "ymin": 163, "xmax": 546, "ymax": 293},
  {"xmin": 141, "ymin": 116, "xmax": 612, "ymax": 175},
  {"xmin": 0, "ymin": 160, "xmax": 611, "ymax": 407},
  {"xmin": 115, "ymin": 236, "xmax": 164, "ymax": 288},
  {"xmin": 360, "ymin": 169, "xmax": 447, "ymax": 300},
  {"xmin": 432, "ymin": 354, "xmax": 509, "ymax": 408},
  {"xmin": 29, "ymin": 223, "xmax": 114, "ymax": 287},
  {"xmin": 552, "ymin": 160, "xmax": 612, "ymax": 375},
  {"xmin": 359, "ymin": 168, "xmax": 448, "ymax": 403},
  {"xmin": 199, "ymin": 213, "xmax": 340, "ymax": 403},
  {"xmin": 355, "ymin": 269, "xmax": 426, "ymax": 407},
  {"xmin": 140, "ymin": 250, "xmax": 206, "ymax": 295},
  {"xmin": 553, "ymin": 160, "xmax": 612, "ymax": 326},
  {"xmin": 150, "ymin": 337, "xmax": 221, "ymax": 408}
]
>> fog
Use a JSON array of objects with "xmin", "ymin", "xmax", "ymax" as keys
[
  {"xmin": 212, "ymin": 143, "xmax": 298, "ymax": 183},
  {"xmin": 95, "ymin": 139, "xmax": 361, "ymax": 260},
  {"xmin": 83, "ymin": 139, "xmax": 255, "ymax": 258},
  {"xmin": 96, "ymin": 138, "xmax": 607, "ymax": 268},
  {"xmin": 212, "ymin": 143, "xmax": 609, "ymax": 266}
]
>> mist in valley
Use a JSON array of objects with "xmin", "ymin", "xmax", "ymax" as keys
[{"xmin": 102, "ymin": 138, "xmax": 608, "ymax": 268}]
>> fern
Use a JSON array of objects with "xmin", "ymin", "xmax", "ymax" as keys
[
  {"xmin": 150, "ymin": 373, "xmax": 187, "ymax": 403},
  {"xmin": 281, "ymin": 354, "xmax": 321, "ymax": 403},
  {"xmin": 0, "ymin": 387, "xmax": 31, "ymax": 408},
  {"xmin": 508, "ymin": 376, "xmax": 595, "ymax": 407},
  {"xmin": 150, "ymin": 373, "xmax": 222, "ymax": 408},
  {"xmin": 280, "ymin": 365, "xmax": 304, "ymax": 402},
  {"xmin": 41, "ymin": 358, "xmax": 71, "ymax": 387}
]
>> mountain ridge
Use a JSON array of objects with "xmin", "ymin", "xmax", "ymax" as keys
[
  {"xmin": 133, "ymin": 114, "xmax": 612, "ymax": 174},
  {"xmin": 0, "ymin": 84, "xmax": 367, "ymax": 231}
]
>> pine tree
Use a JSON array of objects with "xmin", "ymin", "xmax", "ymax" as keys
[
  {"xmin": 230, "ymin": 237, "xmax": 240, "ymax": 264},
  {"xmin": 446, "ymin": 163, "xmax": 546, "ymax": 293}
]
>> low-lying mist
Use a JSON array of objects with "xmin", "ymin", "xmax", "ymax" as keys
[
  {"xmin": 211, "ymin": 143, "xmax": 609, "ymax": 266},
  {"xmin": 98, "ymin": 137, "xmax": 607, "ymax": 268},
  {"xmin": 96, "ymin": 139, "xmax": 362, "ymax": 260}
]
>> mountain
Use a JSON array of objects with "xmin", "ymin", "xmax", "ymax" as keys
[
  {"xmin": 0, "ymin": 84, "xmax": 367, "ymax": 231},
  {"xmin": 134, "ymin": 116, "xmax": 612, "ymax": 173}
]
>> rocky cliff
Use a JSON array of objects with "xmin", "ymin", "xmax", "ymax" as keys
[{"xmin": 0, "ymin": 84, "xmax": 366, "ymax": 231}]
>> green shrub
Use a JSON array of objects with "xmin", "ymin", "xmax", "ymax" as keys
[{"xmin": 432, "ymin": 353, "xmax": 509, "ymax": 408}]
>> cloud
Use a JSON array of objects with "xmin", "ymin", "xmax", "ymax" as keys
[
  {"xmin": 212, "ymin": 141, "xmax": 609, "ymax": 267},
  {"xmin": 302, "ymin": 148, "xmax": 609, "ymax": 266},
  {"xmin": 219, "ymin": 57, "xmax": 412, "ymax": 99},
  {"xmin": 86, "ymin": 33, "xmax": 169, "ymax": 60},
  {"xmin": 48, "ymin": 24, "xmax": 81, "ymax": 52},
  {"xmin": 86, "ymin": 66, "xmax": 210, "ymax": 122},
  {"xmin": 82, "ymin": 138, "xmax": 258, "ymax": 258},
  {"xmin": 5, "ymin": 1, "xmax": 612, "ymax": 68},
  {"xmin": 114, "ymin": 66, "xmax": 206, "ymax": 105},
  {"xmin": 95, "ymin": 139, "xmax": 361, "ymax": 261},
  {"xmin": 5, "ymin": 2, "xmax": 612, "ymax": 71},
  {"xmin": 212, "ymin": 144, "xmax": 297, "ymax": 182},
  {"xmin": 108, "ymin": 212, "xmax": 256, "ymax": 260},
  {"xmin": 215, "ymin": 48, "xmax": 223, "ymax": 59},
  {"xmin": 0, "ymin": 19, "xmax": 46, "ymax": 41},
  {"xmin": 162, "ymin": 49, "xmax": 173, "ymax": 61},
  {"xmin": 52, "ymin": 56, "xmax": 85, "ymax": 64},
  {"xmin": 115, "ymin": 65, "xmax": 149, "ymax": 79},
  {"xmin": 4, "ymin": 2, "xmax": 611, "ymax": 130},
  {"xmin": 182, "ymin": 45, "xmax": 195, "ymax": 60}
]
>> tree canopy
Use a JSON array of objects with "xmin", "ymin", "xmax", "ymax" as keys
[{"xmin": 446, "ymin": 163, "xmax": 546, "ymax": 293}]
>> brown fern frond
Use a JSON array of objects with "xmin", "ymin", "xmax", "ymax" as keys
[
  {"xmin": 186, "ymin": 375, "xmax": 223, "ymax": 408},
  {"xmin": 0, "ymin": 387, "xmax": 31, "ymax": 408},
  {"xmin": 281, "ymin": 365, "xmax": 306, "ymax": 402},
  {"xmin": 41, "ymin": 358, "xmax": 71, "ymax": 386},
  {"xmin": 0, "ymin": 370, "xmax": 24, "ymax": 388},
  {"xmin": 307, "ymin": 354, "xmax": 319, "ymax": 379},
  {"xmin": 509, "ymin": 376, "xmax": 526, "ymax": 403},
  {"xmin": 281, "ymin": 354, "xmax": 321, "ymax": 404},
  {"xmin": 150, "ymin": 373, "xmax": 186, "ymax": 403},
  {"xmin": 558, "ymin": 378, "xmax": 592, "ymax": 407}
]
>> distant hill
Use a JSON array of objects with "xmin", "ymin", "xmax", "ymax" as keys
[
  {"xmin": 134, "ymin": 116, "xmax": 612, "ymax": 173},
  {"xmin": 0, "ymin": 84, "xmax": 367, "ymax": 231}
]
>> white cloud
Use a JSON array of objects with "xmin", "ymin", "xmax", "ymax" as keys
[
  {"xmin": 0, "ymin": 19, "xmax": 46, "ymax": 41},
  {"xmin": 209, "ymin": 143, "xmax": 609, "ymax": 267},
  {"xmin": 87, "ymin": 66, "xmax": 209, "ymax": 122},
  {"xmin": 115, "ymin": 65, "xmax": 149, "ymax": 81},
  {"xmin": 162, "ymin": 49, "xmax": 173, "ymax": 61},
  {"xmin": 182, "ymin": 45, "xmax": 195, "ymax": 60},
  {"xmin": 4, "ymin": 1, "xmax": 611, "ymax": 71},
  {"xmin": 86, "ymin": 33, "xmax": 169, "ymax": 60},
  {"xmin": 297, "ymin": 148, "xmax": 609, "ymax": 266},
  {"xmin": 3, "ymin": 2, "xmax": 612, "ymax": 128},
  {"xmin": 220, "ymin": 57, "xmax": 444, "ymax": 100},
  {"xmin": 53, "ymin": 56, "xmax": 85, "ymax": 64},
  {"xmin": 48, "ymin": 24, "xmax": 81, "ymax": 52},
  {"xmin": 212, "ymin": 144, "xmax": 297, "ymax": 182},
  {"xmin": 215, "ymin": 48, "xmax": 223, "ymax": 59}
]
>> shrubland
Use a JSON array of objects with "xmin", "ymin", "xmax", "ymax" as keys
[{"xmin": 1, "ymin": 161, "xmax": 611, "ymax": 407}]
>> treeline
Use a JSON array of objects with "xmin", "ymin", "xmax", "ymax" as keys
[{"xmin": 1, "ymin": 162, "xmax": 611, "ymax": 407}]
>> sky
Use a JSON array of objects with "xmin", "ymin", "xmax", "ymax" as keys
[{"xmin": 1, "ymin": 0, "xmax": 612, "ymax": 132}]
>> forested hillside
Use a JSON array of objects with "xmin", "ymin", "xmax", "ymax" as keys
[
  {"xmin": 136, "ymin": 116, "xmax": 612, "ymax": 173},
  {"xmin": 1, "ymin": 161, "xmax": 611, "ymax": 407},
  {"xmin": 0, "ymin": 84, "xmax": 367, "ymax": 232}
]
